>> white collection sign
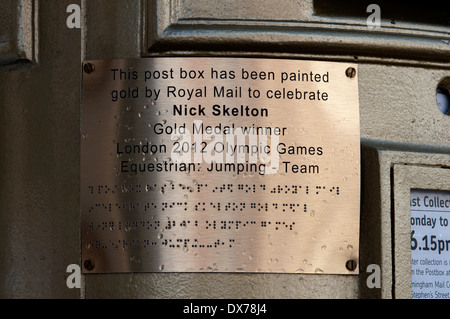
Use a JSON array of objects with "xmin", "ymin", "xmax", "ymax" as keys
[{"xmin": 411, "ymin": 189, "xmax": 450, "ymax": 299}]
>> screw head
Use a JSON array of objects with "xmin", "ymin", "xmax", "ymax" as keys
[
  {"xmin": 345, "ymin": 67, "xmax": 356, "ymax": 78},
  {"xmin": 83, "ymin": 62, "xmax": 95, "ymax": 74},
  {"xmin": 345, "ymin": 259, "xmax": 357, "ymax": 271},
  {"xmin": 84, "ymin": 259, "xmax": 95, "ymax": 271}
]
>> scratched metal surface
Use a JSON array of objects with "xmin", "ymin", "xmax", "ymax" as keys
[{"xmin": 81, "ymin": 57, "xmax": 360, "ymax": 274}]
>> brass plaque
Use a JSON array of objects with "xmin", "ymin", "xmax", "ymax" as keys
[{"xmin": 81, "ymin": 57, "xmax": 360, "ymax": 274}]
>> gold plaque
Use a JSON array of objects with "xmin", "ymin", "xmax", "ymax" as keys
[{"xmin": 81, "ymin": 58, "xmax": 360, "ymax": 274}]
